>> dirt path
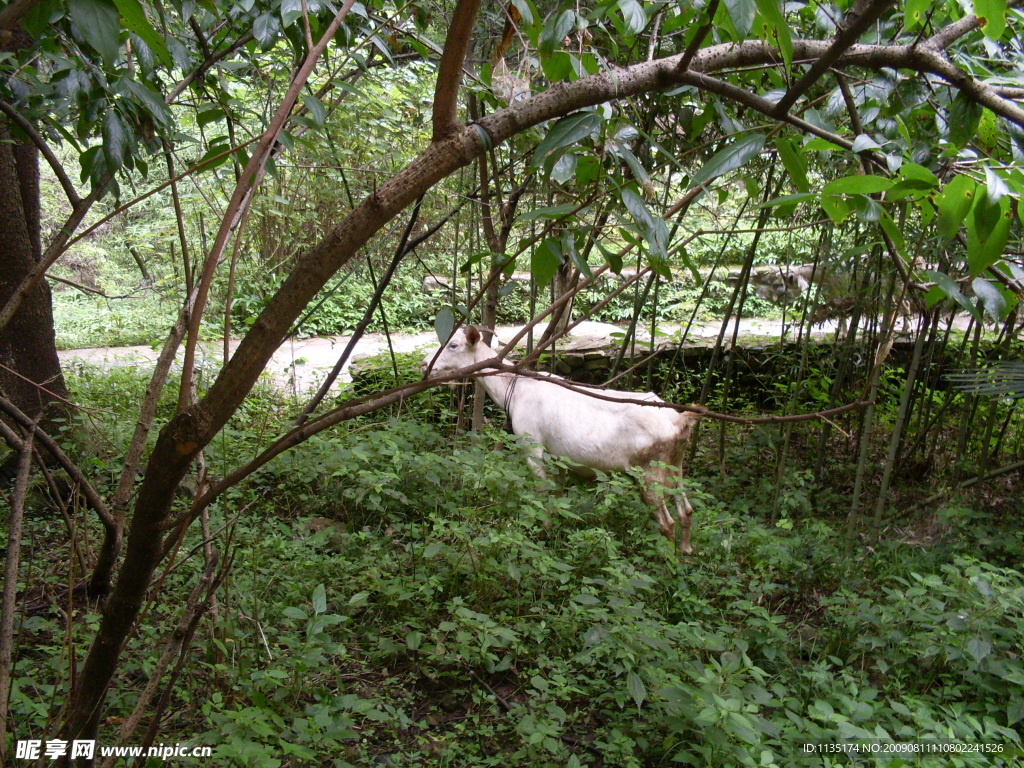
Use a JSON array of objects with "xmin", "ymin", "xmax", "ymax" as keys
[{"xmin": 55, "ymin": 317, "xmax": 855, "ymax": 394}]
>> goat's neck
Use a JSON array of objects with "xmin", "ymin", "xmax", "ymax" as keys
[{"xmin": 473, "ymin": 350, "xmax": 519, "ymax": 411}]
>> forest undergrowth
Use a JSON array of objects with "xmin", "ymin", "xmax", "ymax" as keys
[{"xmin": 6, "ymin": 362, "xmax": 1024, "ymax": 767}]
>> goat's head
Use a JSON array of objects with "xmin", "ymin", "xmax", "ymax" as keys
[{"xmin": 420, "ymin": 325, "xmax": 489, "ymax": 379}]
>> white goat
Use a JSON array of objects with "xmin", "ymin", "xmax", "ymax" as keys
[{"xmin": 421, "ymin": 326, "xmax": 701, "ymax": 554}]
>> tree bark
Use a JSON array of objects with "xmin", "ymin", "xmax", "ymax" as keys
[{"xmin": 0, "ymin": 125, "xmax": 68, "ymax": 434}]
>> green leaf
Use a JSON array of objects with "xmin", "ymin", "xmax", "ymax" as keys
[
  {"xmin": 803, "ymin": 137, "xmax": 845, "ymax": 152},
  {"xmin": 900, "ymin": 162, "xmax": 939, "ymax": 187},
  {"xmin": 541, "ymin": 50, "xmax": 574, "ymax": 83},
  {"xmin": 1009, "ymin": 697, "xmax": 1024, "ymax": 726},
  {"xmin": 822, "ymin": 175, "xmax": 893, "ymax": 196},
  {"xmin": 575, "ymin": 154, "xmax": 601, "ymax": 187},
  {"xmin": 102, "ymin": 110, "xmax": 128, "ymax": 170},
  {"xmin": 281, "ymin": 0, "xmax": 304, "ymax": 27},
  {"xmin": 300, "ymin": 93, "xmax": 327, "ymax": 125},
  {"xmin": 904, "ymin": 0, "xmax": 930, "ymax": 30},
  {"xmin": 626, "ymin": 671, "xmax": 647, "ymax": 708},
  {"xmin": 533, "ymin": 112, "xmax": 600, "ymax": 173},
  {"xmin": 966, "ymin": 636, "xmax": 992, "ymax": 664},
  {"xmin": 974, "ymin": 0, "xmax": 1007, "ymax": 39},
  {"xmin": 197, "ymin": 107, "xmax": 225, "ymax": 128},
  {"xmin": 966, "ymin": 195, "xmax": 1011, "ymax": 276},
  {"xmin": 517, "ymin": 203, "xmax": 579, "ymax": 222},
  {"xmin": 612, "ymin": 142, "xmax": 651, "ymax": 188},
  {"xmin": 540, "ymin": 9, "xmax": 575, "ymax": 56},
  {"xmin": 887, "ymin": 164, "xmax": 939, "ymax": 200},
  {"xmin": 886, "ymin": 178, "xmax": 937, "ymax": 200},
  {"xmin": 112, "ymin": 0, "xmax": 172, "ymax": 68},
  {"xmin": 849, "ymin": 194, "xmax": 883, "ymax": 222},
  {"xmin": 550, "ymin": 153, "xmax": 577, "ymax": 184},
  {"xmin": 879, "ymin": 214, "xmax": 906, "ymax": 254},
  {"xmin": 621, "ymin": 187, "xmax": 669, "ymax": 262},
  {"xmin": 123, "ymin": 80, "xmax": 173, "ymax": 129},
  {"xmin": 434, "ymin": 308, "xmax": 455, "ymax": 344},
  {"xmin": 972, "ymin": 277, "xmax": 1009, "ymax": 321},
  {"xmin": 949, "ymin": 91, "xmax": 983, "ymax": 147},
  {"xmin": 851, "ymin": 133, "xmax": 881, "ymax": 152},
  {"xmin": 597, "ymin": 241, "xmax": 623, "ymax": 274},
  {"xmin": 924, "ymin": 269, "xmax": 981, "ymax": 321},
  {"xmin": 984, "ymin": 166, "xmax": 1008, "ymax": 204},
  {"xmin": 253, "ymin": 12, "xmax": 280, "ymax": 49},
  {"xmin": 532, "ymin": 238, "xmax": 562, "ymax": 289},
  {"xmin": 312, "ymin": 584, "xmax": 327, "ymax": 614},
  {"xmin": 753, "ymin": 0, "xmax": 791, "ymax": 68},
  {"xmin": 775, "ymin": 136, "xmax": 808, "ymax": 192},
  {"xmin": 619, "ymin": 0, "xmax": 647, "ymax": 34},
  {"xmin": 68, "ymin": 0, "xmax": 121, "ymax": 65},
  {"xmin": 565, "ymin": 231, "xmax": 592, "ymax": 278},
  {"xmin": 936, "ymin": 174, "xmax": 977, "ymax": 240},
  {"xmin": 510, "ymin": 0, "xmax": 535, "ymax": 26},
  {"xmin": 724, "ymin": 0, "xmax": 756, "ymax": 36},
  {"xmin": 405, "ymin": 631, "xmax": 424, "ymax": 651},
  {"xmin": 21, "ymin": 0, "xmax": 60, "ymax": 39},
  {"xmin": 819, "ymin": 194, "xmax": 849, "ymax": 224},
  {"xmin": 759, "ymin": 192, "xmax": 816, "ymax": 209},
  {"xmin": 690, "ymin": 133, "xmax": 766, "ymax": 189}
]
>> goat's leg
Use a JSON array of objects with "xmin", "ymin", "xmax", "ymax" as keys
[
  {"xmin": 673, "ymin": 488, "xmax": 694, "ymax": 556},
  {"xmin": 641, "ymin": 469, "xmax": 677, "ymax": 550},
  {"xmin": 525, "ymin": 445, "xmax": 554, "ymax": 530},
  {"xmin": 525, "ymin": 445, "xmax": 547, "ymax": 482},
  {"xmin": 664, "ymin": 464, "xmax": 694, "ymax": 555}
]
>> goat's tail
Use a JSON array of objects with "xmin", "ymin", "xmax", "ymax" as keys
[
  {"xmin": 671, "ymin": 408, "xmax": 701, "ymax": 473},
  {"xmin": 677, "ymin": 408, "xmax": 702, "ymax": 441}
]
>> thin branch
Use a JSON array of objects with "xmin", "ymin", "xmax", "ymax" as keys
[
  {"xmin": 0, "ymin": 175, "xmax": 110, "ymax": 333},
  {"xmin": 678, "ymin": 0, "xmax": 720, "ymax": 71},
  {"xmin": 176, "ymin": 0, "xmax": 357, "ymax": 411},
  {"xmin": 293, "ymin": 197, "xmax": 425, "ymax": 426},
  {"xmin": 46, "ymin": 274, "xmax": 107, "ymax": 296},
  {"xmin": 0, "ymin": 360, "xmax": 78, "ymax": 411},
  {"xmin": 0, "ymin": 394, "xmax": 114, "ymax": 528},
  {"xmin": 0, "ymin": 134, "xmax": 257, "ymax": 336},
  {"xmin": 0, "ymin": 416, "xmax": 35, "ymax": 752},
  {"xmin": 773, "ymin": 0, "xmax": 897, "ymax": 117},
  {"xmin": 0, "ymin": 100, "xmax": 81, "ymax": 205},
  {"xmin": 919, "ymin": 458, "xmax": 1024, "ymax": 508},
  {"xmin": 677, "ymin": 69, "xmax": 865, "ymax": 155},
  {"xmin": 449, "ymin": 362, "xmax": 874, "ymax": 427},
  {"xmin": 166, "ymin": 33, "xmax": 255, "ymax": 102},
  {"xmin": 922, "ymin": 0, "xmax": 1024, "ymax": 52},
  {"xmin": 107, "ymin": 553, "xmax": 220, "ymax": 766}
]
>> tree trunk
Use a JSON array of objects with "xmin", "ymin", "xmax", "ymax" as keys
[{"xmin": 0, "ymin": 125, "xmax": 68, "ymax": 433}]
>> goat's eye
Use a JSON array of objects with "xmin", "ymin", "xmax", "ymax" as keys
[{"xmin": 448, "ymin": 343, "xmax": 458, "ymax": 348}]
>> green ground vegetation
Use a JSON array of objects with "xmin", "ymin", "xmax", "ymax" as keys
[{"xmin": 7, "ymin": 360, "xmax": 1022, "ymax": 767}]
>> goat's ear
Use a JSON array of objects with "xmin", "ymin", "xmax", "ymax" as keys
[{"xmin": 465, "ymin": 325, "xmax": 481, "ymax": 346}]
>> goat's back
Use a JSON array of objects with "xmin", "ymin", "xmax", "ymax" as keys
[{"xmin": 507, "ymin": 376, "xmax": 694, "ymax": 473}]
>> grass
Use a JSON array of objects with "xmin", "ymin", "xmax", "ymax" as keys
[{"xmin": 52, "ymin": 291, "xmax": 182, "ymax": 349}]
